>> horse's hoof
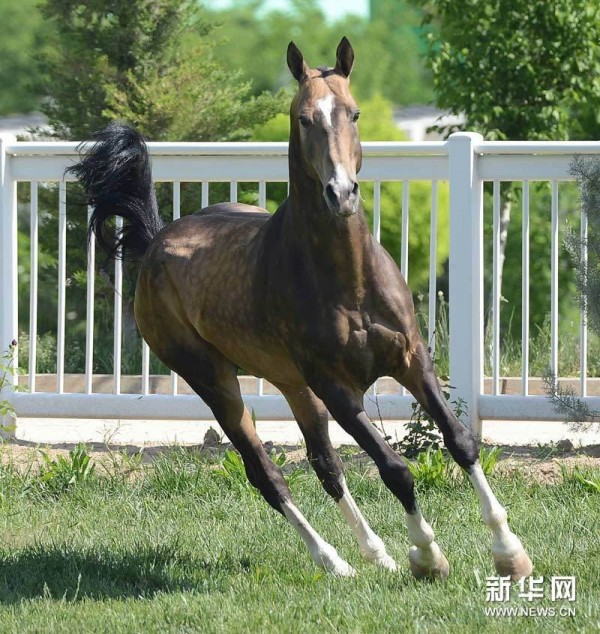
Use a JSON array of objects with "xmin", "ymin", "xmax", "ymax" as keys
[
  {"xmin": 368, "ymin": 552, "xmax": 397, "ymax": 571},
  {"xmin": 328, "ymin": 559, "xmax": 357, "ymax": 577},
  {"xmin": 493, "ymin": 549, "xmax": 533, "ymax": 581},
  {"xmin": 317, "ymin": 545, "xmax": 356, "ymax": 577},
  {"xmin": 409, "ymin": 545, "xmax": 450, "ymax": 580}
]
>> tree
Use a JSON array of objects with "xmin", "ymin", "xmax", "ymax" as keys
[
  {"xmin": 206, "ymin": 0, "xmax": 433, "ymax": 106},
  {"xmin": 0, "ymin": 0, "xmax": 50, "ymax": 115},
  {"xmin": 37, "ymin": 0, "xmax": 286, "ymax": 140},
  {"xmin": 544, "ymin": 157, "xmax": 600, "ymax": 431},
  {"xmin": 417, "ymin": 0, "xmax": 600, "ymax": 337}
]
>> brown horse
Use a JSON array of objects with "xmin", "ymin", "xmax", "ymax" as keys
[{"xmin": 70, "ymin": 38, "xmax": 532, "ymax": 580}]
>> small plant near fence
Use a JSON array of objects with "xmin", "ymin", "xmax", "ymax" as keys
[
  {"xmin": 560, "ymin": 465, "xmax": 600, "ymax": 494},
  {"xmin": 394, "ymin": 378, "xmax": 467, "ymax": 460},
  {"xmin": 407, "ymin": 448, "xmax": 456, "ymax": 488},
  {"xmin": 478, "ymin": 446, "xmax": 503, "ymax": 476},
  {"xmin": 215, "ymin": 447, "xmax": 307, "ymax": 492},
  {"xmin": 37, "ymin": 445, "xmax": 96, "ymax": 495}
]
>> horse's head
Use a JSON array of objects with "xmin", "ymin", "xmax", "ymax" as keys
[{"xmin": 287, "ymin": 37, "xmax": 362, "ymax": 217}]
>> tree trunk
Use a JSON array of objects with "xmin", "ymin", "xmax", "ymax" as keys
[{"xmin": 486, "ymin": 193, "xmax": 512, "ymax": 363}]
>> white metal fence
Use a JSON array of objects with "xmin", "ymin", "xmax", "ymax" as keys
[{"xmin": 2, "ymin": 132, "xmax": 600, "ymax": 436}]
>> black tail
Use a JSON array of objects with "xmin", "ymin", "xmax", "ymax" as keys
[{"xmin": 67, "ymin": 122, "xmax": 164, "ymax": 261}]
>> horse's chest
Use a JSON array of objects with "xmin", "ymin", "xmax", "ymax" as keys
[{"xmin": 305, "ymin": 310, "xmax": 409, "ymax": 385}]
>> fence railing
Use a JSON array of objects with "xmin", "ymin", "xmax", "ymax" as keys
[{"xmin": 2, "ymin": 132, "xmax": 600, "ymax": 437}]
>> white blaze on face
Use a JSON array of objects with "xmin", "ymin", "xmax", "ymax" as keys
[
  {"xmin": 334, "ymin": 164, "xmax": 353, "ymax": 193},
  {"xmin": 316, "ymin": 94, "xmax": 335, "ymax": 127}
]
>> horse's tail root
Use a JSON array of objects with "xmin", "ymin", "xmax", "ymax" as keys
[{"xmin": 67, "ymin": 121, "xmax": 164, "ymax": 261}]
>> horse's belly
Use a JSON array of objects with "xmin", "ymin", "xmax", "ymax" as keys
[{"xmin": 199, "ymin": 325, "xmax": 304, "ymax": 385}]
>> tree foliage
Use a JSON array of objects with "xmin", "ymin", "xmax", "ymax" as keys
[
  {"xmin": 0, "ymin": 0, "xmax": 49, "ymax": 115},
  {"xmin": 418, "ymin": 0, "xmax": 600, "ymax": 140},
  {"xmin": 207, "ymin": 0, "xmax": 433, "ymax": 106},
  {"xmin": 37, "ymin": 0, "xmax": 286, "ymax": 140},
  {"xmin": 417, "ymin": 0, "xmax": 599, "ymax": 340},
  {"xmin": 567, "ymin": 157, "xmax": 600, "ymax": 333}
]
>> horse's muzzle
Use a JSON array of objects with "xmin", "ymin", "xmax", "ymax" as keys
[{"xmin": 324, "ymin": 180, "xmax": 360, "ymax": 216}]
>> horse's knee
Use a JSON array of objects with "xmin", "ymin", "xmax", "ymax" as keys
[
  {"xmin": 444, "ymin": 425, "xmax": 478, "ymax": 470},
  {"xmin": 243, "ymin": 455, "xmax": 291, "ymax": 513},
  {"xmin": 378, "ymin": 454, "xmax": 416, "ymax": 513},
  {"xmin": 308, "ymin": 448, "xmax": 345, "ymax": 500}
]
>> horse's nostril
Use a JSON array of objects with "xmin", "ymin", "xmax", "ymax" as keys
[
  {"xmin": 351, "ymin": 182, "xmax": 359, "ymax": 196},
  {"xmin": 325, "ymin": 183, "xmax": 339, "ymax": 205}
]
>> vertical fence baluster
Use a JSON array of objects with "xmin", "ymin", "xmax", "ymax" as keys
[
  {"xmin": 521, "ymin": 182, "xmax": 530, "ymax": 396},
  {"xmin": 57, "ymin": 181, "xmax": 67, "ymax": 393},
  {"xmin": 492, "ymin": 181, "xmax": 501, "ymax": 395},
  {"xmin": 401, "ymin": 180, "xmax": 409, "ymax": 282},
  {"xmin": 142, "ymin": 341, "xmax": 150, "ymax": 395},
  {"xmin": 258, "ymin": 181, "xmax": 266, "ymax": 208},
  {"xmin": 373, "ymin": 181, "xmax": 381, "ymax": 243},
  {"xmin": 85, "ymin": 205, "xmax": 95, "ymax": 394},
  {"xmin": 202, "ymin": 181, "xmax": 209, "ymax": 208},
  {"xmin": 428, "ymin": 181, "xmax": 438, "ymax": 355},
  {"xmin": 399, "ymin": 180, "xmax": 409, "ymax": 396},
  {"xmin": 171, "ymin": 181, "xmax": 180, "ymax": 395},
  {"xmin": 581, "ymin": 203, "xmax": 588, "ymax": 397},
  {"xmin": 113, "ymin": 216, "xmax": 123, "ymax": 395},
  {"xmin": 551, "ymin": 181, "xmax": 559, "ymax": 378},
  {"xmin": 29, "ymin": 182, "xmax": 39, "ymax": 392},
  {"xmin": 372, "ymin": 180, "xmax": 382, "ymax": 397},
  {"xmin": 257, "ymin": 182, "xmax": 267, "ymax": 397},
  {"xmin": 230, "ymin": 181, "xmax": 238, "ymax": 202}
]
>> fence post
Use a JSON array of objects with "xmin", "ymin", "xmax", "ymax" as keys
[
  {"xmin": 0, "ymin": 135, "xmax": 18, "ymax": 399},
  {"xmin": 448, "ymin": 132, "xmax": 484, "ymax": 438}
]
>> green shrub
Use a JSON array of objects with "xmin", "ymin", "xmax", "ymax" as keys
[
  {"xmin": 561, "ymin": 465, "xmax": 600, "ymax": 493},
  {"xmin": 37, "ymin": 444, "xmax": 96, "ymax": 495},
  {"xmin": 407, "ymin": 448, "xmax": 456, "ymax": 489},
  {"xmin": 478, "ymin": 446, "xmax": 503, "ymax": 476}
]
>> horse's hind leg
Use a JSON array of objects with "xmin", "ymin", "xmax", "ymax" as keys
[
  {"xmin": 280, "ymin": 384, "xmax": 396, "ymax": 570},
  {"xmin": 398, "ymin": 341, "xmax": 533, "ymax": 581}
]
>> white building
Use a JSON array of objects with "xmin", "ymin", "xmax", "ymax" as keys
[{"xmin": 394, "ymin": 105, "xmax": 465, "ymax": 142}]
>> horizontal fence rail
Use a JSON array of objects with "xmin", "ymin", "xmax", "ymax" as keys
[{"xmin": 2, "ymin": 133, "xmax": 600, "ymax": 437}]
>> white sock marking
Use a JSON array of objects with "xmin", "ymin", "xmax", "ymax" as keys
[
  {"xmin": 316, "ymin": 94, "xmax": 335, "ymax": 127},
  {"xmin": 469, "ymin": 463, "xmax": 525, "ymax": 557},
  {"xmin": 405, "ymin": 509, "xmax": 435, "ymax": 548},
  {"xmin": 405, "ymin": 508, "xmax": 447, "ymax": 574},
  {"xmin": 281, "ymin": 500, "xmax": 355, "ymax": 576},
  {"xmin": 337, "ymin": 477, "xmax": 396, "ymax": 570}
]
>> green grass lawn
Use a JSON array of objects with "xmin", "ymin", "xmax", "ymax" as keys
[{"xmin": 0, "ymin": 446, "xmax": 598, "ymax": 633}]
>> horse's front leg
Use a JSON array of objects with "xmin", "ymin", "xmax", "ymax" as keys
[
  {"xmin": 311, "ymin": 380, "xmax": 449, "ymax": 579},
  {"xmin": 399, "ymin": 341, "xmax": 533, "ymax": 581}
]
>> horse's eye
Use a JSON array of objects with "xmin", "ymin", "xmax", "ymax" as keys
[
  {"xmin": 299, "ymin": 115, "xmax": 311, "ymax": 128},
  {"xmin": 352, "ymin": 111, "xmax": 360, "ymax": 123}
]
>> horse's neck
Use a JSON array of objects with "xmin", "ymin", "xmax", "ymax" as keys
[{"xmin": 283, "ymin": 162, "xmax": 372, "ymax": 304}]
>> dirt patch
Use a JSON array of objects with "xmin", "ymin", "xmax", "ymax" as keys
[{"xmin": 494, "ymin": 455, "xmax": 599, "ymax": 484}]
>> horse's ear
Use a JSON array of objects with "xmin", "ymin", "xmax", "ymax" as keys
[
  {"xmin": 287, "ymin": 41, "xmax": 309, "ymax": 83},
  {"xmin": 335, "ymin": 37, "xmax": 354, "ymax": 78}
]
